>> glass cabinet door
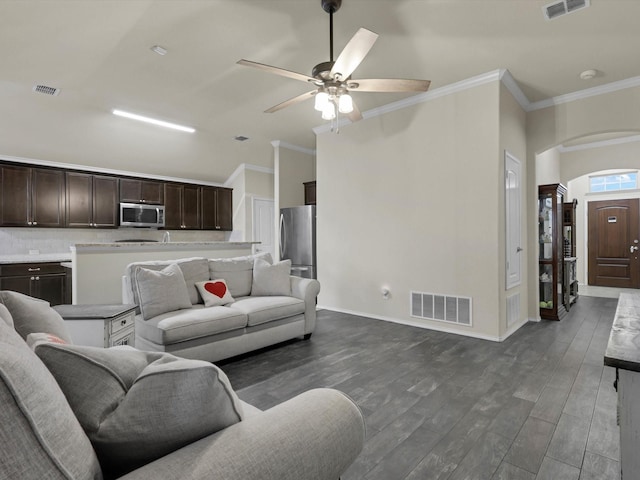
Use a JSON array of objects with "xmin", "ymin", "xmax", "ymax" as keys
[{"xmin": 538, "ymin": 183, "xmax": 567, "ymax": 321}]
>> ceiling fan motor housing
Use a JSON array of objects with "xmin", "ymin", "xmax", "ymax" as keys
[
  {"xmin": 321, "ymin": 0, "xmax": 342, "ymax": 14},
  {"xmin": 312, "ymin": 61, "xmax": 336, "ymax": 80}
]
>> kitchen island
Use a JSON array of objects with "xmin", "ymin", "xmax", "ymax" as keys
[{"xmin": 71, "ymin": 242, "xmax": 256, "ymax": 305}]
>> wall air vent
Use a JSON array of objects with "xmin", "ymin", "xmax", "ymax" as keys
[
  {"xmin": 410, "ymin": 291, "xmax": 472, "ymax": 326},
  {"xmin": 543, "ymin": 0, "xmax": 590, "ymax": 20},
  {"xmin": 33, "ymin": 84, "xmax": 60, "ymax": 96}
]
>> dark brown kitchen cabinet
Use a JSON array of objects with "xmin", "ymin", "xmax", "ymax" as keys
[
  {"xmin": 201, "ymin": 186, "xmax": 232, "ymax": 231},
  {"xmin": 66, "ymin": 172, "xmax": 119, "ymax": 228},
  {"xmin": 304, "ymin": 181, "xmax": 316, "ymax": 205},
  {"xmin": 164, "ymin": 183, "xmax": 201, "ymax": 230},
  {"xmin": 0, "ymin": 164, "xmax": 65, "ymax": 227},
  {"xmin": 0, "ymin": 263, "xmax": 67, "ymax": 306},
  {"xmin": 119, "ymin": 178, "xmax": 164, "ymax": 204}
]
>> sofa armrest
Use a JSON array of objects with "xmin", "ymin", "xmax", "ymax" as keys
[
  {"xmin": 290, "ymin": 276, "xmax": 320, "ymax": 335},
  {"xmin": 119, "ymin": 388, "xmax": 365, "ymax": 480}
]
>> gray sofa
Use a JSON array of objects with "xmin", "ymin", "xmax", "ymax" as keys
[
  {"xmin": 122, "ymin": 253, "xmax": 321, "ymax": 362},
  {"xmin": 0, "ymin": 290, "xmax": 365, "ymax": 480}
]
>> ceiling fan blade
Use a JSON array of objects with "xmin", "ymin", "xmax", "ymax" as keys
[
  {"xmin": 349, "ymin": 78, "xmax": 431, "ymax": 93},
  {"xmin": 237, "ymin": 59, "xmax": 318, "ymax": 84},
  {"xmin": 330, "ymin": 28, "xmax": 378, "ymax": 81},
  {"xmin": 264, "ymin": 90, "xmax": 317, "ymax": 113},
  {"xmin": 347, "ymin": 101, "xmax": 363, "ymax": 123}
]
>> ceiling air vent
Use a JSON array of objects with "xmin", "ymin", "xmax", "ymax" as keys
[
  {"xmin": 33, "ymin": 84, "xmax": 60, "ymax": 96},
  {"xmin": 543, "ymin": 0, "xmax": 590, "ymax": 20}
]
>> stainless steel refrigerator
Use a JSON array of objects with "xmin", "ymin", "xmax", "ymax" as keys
[{"xmin": 280, "ymin": 205, "xmax": 317, "ymax": 279}]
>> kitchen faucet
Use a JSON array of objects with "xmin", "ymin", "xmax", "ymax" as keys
[{"xmin": 162, "ymin": 231, "xmax": 171, "ymax": 243}]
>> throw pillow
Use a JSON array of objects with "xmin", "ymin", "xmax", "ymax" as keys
[
  {"xmin": 0, "ymin": 320, "xmax": 102, "ymax": 480},
  {"xmin": 251, "ymin": 258, "xmax": 292, "ymax": 296},
  {"xmin": 195, "ymin": 279, "xmax": 235, "ymax": 306},
  {"xmin": 29, "ymin": 337, "xmax": 245, "ymax": 478},
  {"xmin": 0, "ymin": 290, "xmax": 72, "ymax": 343},
  {"xmin": 208, "ymin": 252, "xmax": 272, "ymax": 298},
  {"xmin": 133, "ymin": 263, "xmax": 192, "ymax": 320}
]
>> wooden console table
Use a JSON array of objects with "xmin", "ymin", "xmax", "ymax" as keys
[
  {"xmin": 54, "ymin": 304, "xmax": 136, "ymax": 348},
  {"xmin": 604, "ymin": 292, "xmax": 640, "ymax": 479}
]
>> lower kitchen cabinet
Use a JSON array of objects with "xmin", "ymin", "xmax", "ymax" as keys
[{"xmin": 0, "ymin": 262, "xmax": 67, "ymax": 306}]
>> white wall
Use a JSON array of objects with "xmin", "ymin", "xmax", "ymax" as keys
[
  {"xmin": 317, "ymin": 80, "xmax": 506, "ymax": 340},
  {"xmin": 277, "ymin": 148, "xmax": 315, "ymax": 209},
  {"xmin": 499, "ymin": 83, "xmax": 528, "ymax": 337}
]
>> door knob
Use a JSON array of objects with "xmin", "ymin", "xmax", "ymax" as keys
[{"xmin": 631, "ymin": 246, "xmax": 639, "ymax": 253}]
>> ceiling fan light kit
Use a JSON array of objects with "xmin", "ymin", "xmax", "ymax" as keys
[{"xmin": 237, "ymin": 0, "xmax": 430, "ymax": 132}]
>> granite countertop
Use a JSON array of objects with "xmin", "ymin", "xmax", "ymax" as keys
[
  {"xmin": 73, "ymin": 241, "xmax": 257, "ymax": 248},
  {"xmin": 0, "ymin": 253, "xmax": 72, "ymax": 265},
  {"xmin": 604, "ymin": 292, "xmax": 640, "ymax": 372}
]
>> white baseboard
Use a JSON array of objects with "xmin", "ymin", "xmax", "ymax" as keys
[{"xmin": 317, "ymin": 305, "xmax": 532, "ymax": 343}]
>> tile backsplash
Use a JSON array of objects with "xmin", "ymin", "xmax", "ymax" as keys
[{"xmin": 0, "ymin": 228, "xmax": 226, "ymax": 255}]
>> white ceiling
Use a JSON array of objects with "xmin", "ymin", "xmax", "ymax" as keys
[{"xmin": 1, "ymin": 0, "xmax": 639, "ymax": 180}]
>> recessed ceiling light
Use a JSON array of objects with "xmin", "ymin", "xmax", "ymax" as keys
[
  {"xmin": 150, "ymin": 45, "xmax": 168, "ymax": 56},
  {"xmin": 112, "ymin": 109, "xmax": 195, "ymax": 133},
  {"xmin": 579, "ymin": 69, "xmax": 598, "ymax": 80}
]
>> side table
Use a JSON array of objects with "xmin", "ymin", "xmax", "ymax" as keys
[{"xmin": 53, "ymin": 304, "xmax": 136, "ymax": 348}]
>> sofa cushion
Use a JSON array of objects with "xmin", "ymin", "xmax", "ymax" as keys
[
  {"xmin": 0, "ymin": 303, "xmax": 13, "ymax": 328},
  {"xmin": 135, "ymin": 305, "xmax": 248, "ymax": 345},
  {"xmin": 0, "ymin": 290, "xmax": 72, "ymax": 343},
  {"xmin": 208, "ymin": 252, "xmax": 272, "ymax": 298},
  {"xmin": 0, "ymin": 318, "xmax": 102, "ymax": 480},
  {"xmin": 251, "ymin": 258, "xmax": 292, "ymax": 296},
  {"xmin": 134, "ymin": 263, "xmax": 192, "ymax": 320},
  {"xmin": 29, "ymin": 338, "xmax": 244, "ymax": 478},
  {"xmin": 127, "ymin": 257, "xmax": 209, "ymax": 306},
  {"xmin": 195, "ymin": 279, "xmax": 235, "ymax": 306},
  {"xmin": 229, "ymin": 296, "xmax": 305, "ymax": 327}
]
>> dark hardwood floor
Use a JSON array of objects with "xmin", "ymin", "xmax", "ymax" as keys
[{"xmin": 219, "ymin": 296, "xmax": 620, "ymax": 480}]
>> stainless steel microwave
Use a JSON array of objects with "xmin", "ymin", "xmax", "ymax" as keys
[{"xmin": 119, "ymin": 203, "xmax": 165, "ymax": 228}]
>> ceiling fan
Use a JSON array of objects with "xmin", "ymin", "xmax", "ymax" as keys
[{"xmin": 237, "ymin": 0, "xmax": 430, "ymax": 125}]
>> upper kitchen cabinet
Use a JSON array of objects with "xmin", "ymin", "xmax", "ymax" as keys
[
  {"xmin": 201, "ymin": 186, "xmax": 232, "ymax": 231},
  {"xmin": 164, "ymin": 183, "xmax": 201, "ymax": 230},
  {"xmin": 304, "ymin": 181, "xmax": 316, "ymax": 205},
  {"xmin": 0, "ymin": 163, "xmax": 65, "ymax": 227},
  {"xmin": 66, "ymin": 172, "xmax": 119, "ymax": 228},
  {"xmin": 120, "ymin": 178, "xmax": 164, "ymax": 204}
]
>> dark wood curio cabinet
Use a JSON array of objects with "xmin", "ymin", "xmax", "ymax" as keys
[{"xmin": 538, "ymin": 183, "xmax": 567, "ymax": 321}]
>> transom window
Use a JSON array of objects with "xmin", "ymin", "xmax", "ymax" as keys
[{"xmin": 589, "ymin": 172, "xmax": 638, "ymax": 193}]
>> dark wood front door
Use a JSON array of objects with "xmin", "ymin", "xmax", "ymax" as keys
[{"xmin": 588, "ymin": 199, "xmax": 640, "ymax": 288}]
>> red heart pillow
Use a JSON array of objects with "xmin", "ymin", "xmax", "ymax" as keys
[
  {"xmin": 196, "ymin": 279, "xmax": 234, "ymax": 307},
  {"xmin": 204, "ymin": 281, "xmax": 227, "ymax": 298}
]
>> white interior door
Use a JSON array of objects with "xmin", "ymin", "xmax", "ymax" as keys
[
  {"xmin": 252, "ymin": 198, "xmax": 275, "ymax": 259},
  {"xmin": 505, "ymin": 151, "xmax": 522, "ymax": 288}
]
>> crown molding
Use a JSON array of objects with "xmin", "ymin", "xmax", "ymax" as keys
[
  {"xmin": 527, "ymin": 75, "xmax": 640, "ymax": 112},
  {"xmin": 271, "ymin": 140, "xmax": 315, "ymax": 156},
  {"xmin": 224, "ymin": 162, "xmax": 274, "ymax": 187},
  {"xmin": 557, "ymin": 133, "xmax": 640, "ymax": 153}
]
